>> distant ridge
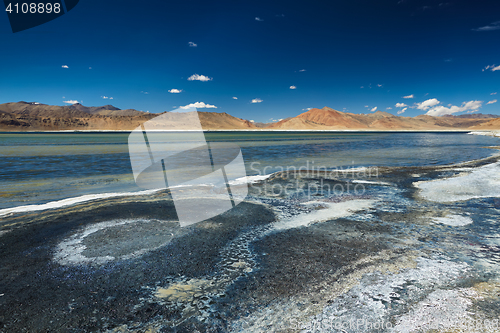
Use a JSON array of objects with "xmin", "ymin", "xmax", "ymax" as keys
[
  {"xmin": 443, "ymin": 113, "xmax": 500, "ymax": 119},
  {"xmin": 0, "ymin": 102, "xmax": 257, "ymax": 131},
  {"xmin": 268, "ymin": 107, "xmax": 497, "ymax": 130},
  {"xmin": 0, "ymin": 102, "xmax": 498, "ymax": 131}
]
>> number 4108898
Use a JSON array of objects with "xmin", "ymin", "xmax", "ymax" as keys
[{"xmin": 5, "ymin": 3, "xmax": 61, "ymax": 14}]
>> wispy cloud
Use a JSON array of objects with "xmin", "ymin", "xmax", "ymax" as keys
[
  {"xmin": 290, "ymin": 85, "xmax": 297, "ymax": 89},
  {"xmin": 397, "ymin": 107, "xmax": 407, "ymax": 115},
  {"xmin": 302, "ymin": 108, "xmax": 312, "ymax": 111},
  {"xmin": 491, "ymin": 92, "xmax": 498, "ymax": 95},
  {"xmin": 298, "ymin": 69, "xmax": 306, "ymax": 72},
  {"xmin": 168, "ymin": 89, "xmax": 183, "ymax": 93},
  {"xmin": 188, "ymin": 74, "xmax": 212, "ymax": 81},
  {"xmin": 473, "ymin": 21, "xmax": 500, "ymax": 32},
  {"xmin": 251, "ymin": 98, "xmax": 263, "ymax": 103},
  {"xmin": 487, "ymin": 99, "xmax": 497, "ymax": 105},
  {"xmin": 386, "ymin": 107, "xmax": 393, "ymax": 110},
  {"xmin": 61, "ymin": 65, "xmax": 69, "ymax": 69},
  {"xmin": 395, "ymin": 103, "xmax": 408, "ymax": 108},
  {"xmin": 180, "ymin": 102, "xmax": 217, "ymax": 109},
  {"xmin": 403, "ymin": 94, "xmax": 414, "ymax": 99},
  {"xmin": 360, "ymin": 86, "xmax": 364, "ymax": 89},
  {"xmin": 371, "ymin": 106, "xmax": 377, "ymax": 112},
  {"xmin": 424, "ymin": 100, "xmax": 483, "ymax": 116},
  {"xmin": 377, "ymin": 84, "xmax": 383, "ymax": 87},
  {"xmin": 101, "ymin": 96, "xmax": 113, "ymax": 100},
  {"xmin": 255, "ymin": 17, "xmax": 263, "ymax": 21},
  {"xmin": 483, "ymin": 65, "xmax": 500, "ymax": 72},
  {"xmin": 140, "ymin": 91, "xmax": 149, "ymax": 94},
  {"xmin": 188, "ymin": 42, "xmax": 197, "ymax": 47},
  {"xmin": 416, "ymin": 98, "xmax": 440, "ymax": 111},
  {"xmin": 232, "ymin": 97, "xmax": 238, "ymax": 99},
  {"xmin": 63, "ymin": 100, "xmax": 79, "ymax": 104}
]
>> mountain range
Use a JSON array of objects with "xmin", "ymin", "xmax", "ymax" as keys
[{"xmin": 0, "ymin": 102, "xmax": 499, "ymax": 131}]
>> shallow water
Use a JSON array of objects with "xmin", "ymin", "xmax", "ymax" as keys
[{"xmin": 0, "ymin": 131, "xmax": 498, "ymax": 210}]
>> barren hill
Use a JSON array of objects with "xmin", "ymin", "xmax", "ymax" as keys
[
  {"xmin": 0, "ymin": 102, "xmax": 257, "ymax": 131},
  {"xmin": 0, "ymin": 102, "xmax": 498, "ymax": 131},
  {"xmin": 269, "ymin": 107, "xmax": 495, "ymax": 130},
  {"xmin": 470, "ymin": 118, "xmax": 500, "ymax": 130}
]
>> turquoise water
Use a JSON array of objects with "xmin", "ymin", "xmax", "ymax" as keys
[{"xmin": 0, "ymin": 131, "xmax": 499, "ymax": 209}]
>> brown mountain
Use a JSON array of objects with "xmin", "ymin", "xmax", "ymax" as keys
[
  {"xmin": 470, "ymin": 118, "xmax": 500, "ymax": 130},
  {"xmin": 268, "ymin": 107, "xmax": 496, "ymax": 130},
  {"xmin": 0, "ymin": 102, "xmax": 257, "ymax": 131},
  {"xmin": 0, "ymin": 102, "xmax": 498, "ymax": 131},
  {"xmin": 68, "ymin": 103, "xmax": 147, "ymax": 116}
]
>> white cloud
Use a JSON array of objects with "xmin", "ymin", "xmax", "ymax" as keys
[
  {"xmin": 188, "ymin": 42, "xmax": 197, "ymax": 47},
  {"xmin": 377, "ymin": 84, "xmax": 383, "ymax": 87},
  {"xmin": 255, "ymin": 17, "xmax": 263, "ymax": 21},
  {"xmin": 371, "ymin": 106, "xmax": 377, "ymax": 112},
  {"xmin": 101, "ymin": 96, "xmax": 113, "ymax": 99},
  {"xmin": 416, "ymin": 98, "xmax": 440, "ymax": 111},
  {"xmin": 290, "ymin": 85, "xmax": 297, "ymax": 89},
  {"xmin": 251, "ymin": 98, "xmax": 263, "ymax": 103},
  {"xmin": 168, "ymin": 89, "xmax": 183, "ymax": 93},
  {"xmin": 364, "ymin": 105, "xmax": 369, "ymax": 108},
  {"xmin": 61, "ymin": 65, "xmax": 69, "ymax": 69},
  {"xmin": 232, "ymin": 97, "xmax": 238, "ymax": 99},
  {"xmin": 180, "ymin": 102, "xmax": 217, "ymax": 109},
  {"xmin": 395, "ymin": 103, "xmax": 408, "ymax": 108},
  {"xmin": 63, "ymin": 100, "xmax": 79, "ymax": 104},
  {"xmin": 386, "ymin": 107, "xmax": 392, "ymax": 110},
  {"xmin": 487, "ymin": 99, "xmax": 497, "ymax": 105},
  {"xmin": 403, "ymin": 94, "xmax": 414, "ymax": 99},
  {"xmin": 425, "ymin": 100, "xmax": 483, "ymax": 116},
  {"xmin": 302, "ymin": 108, "xmax": 312, "ymax": 111},
  {"xmin": 483, "ymin": 65, "xmax": 500, "ymax": 72},
  {"xmin": 249, "ymin": 120, "xmax": 255, "ymax": 123},
  {"xmin": 89, "ymin": 67, "xmax": 92, "ymax": 69},
  {"xmin": 299, "ymin": 69, "xmax": 306, "ymax": 72},
  {"xmin": 397, "ymin": 107, "xmax": 407, "ymax": 115},
  {"xmin": 141, "ymin": 91, "xmax": 149, "ymax": 94},
  {"xmin": 360, "ymin": 86, "xmax": 364, "ymax": 89},
  {"xmin": 187, "ymin": 74, "xmax": 212, "ymax": 81},
  {"xmin": 491, "ymin": 92, "xmax": 497, "ymax": 95},
  {"xmin": 473, "ymin": 21, "xmax": 500, "ymax": 32}
]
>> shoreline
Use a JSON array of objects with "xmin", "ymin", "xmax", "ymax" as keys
[
  {"xmin": 2, "ymin": 151, "xmax": 499, "ymax": 221},
  {"xmin": 467, "ymin": 130, "xmax": 500, "ymax": 137},
  {"xmin": 0, "ymin": 129, "xmax": 480, "ymax": 133}
]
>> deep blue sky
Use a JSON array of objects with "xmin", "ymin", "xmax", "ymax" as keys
[{"xmin": 1, "ymin": 0, "xmax": 499, "ymax": 122}]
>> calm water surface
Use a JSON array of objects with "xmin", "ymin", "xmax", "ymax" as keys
[{"xmin": 0, "ymin": 131, "xmax": 498, "ymax": 209}]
